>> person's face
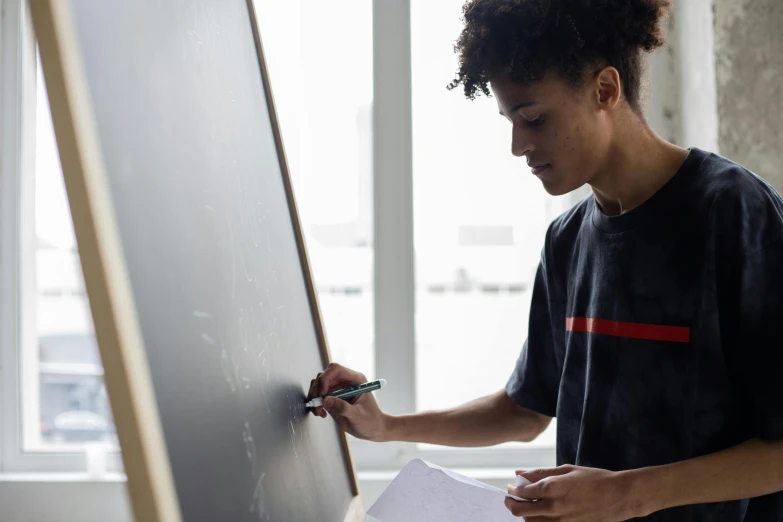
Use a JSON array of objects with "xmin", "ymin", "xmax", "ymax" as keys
[{"xmin": 490, "ymin": 71, "xmax": 615, "ymax": 195}]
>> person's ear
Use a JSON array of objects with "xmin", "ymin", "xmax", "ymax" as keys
[{"xmin": 594, "ymin": 66, "xmax": 621, "ymax": 111}]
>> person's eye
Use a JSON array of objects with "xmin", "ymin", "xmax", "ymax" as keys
[{"xmin": 525, "ymin": 114, "xmax": 545, "ymax": 127}]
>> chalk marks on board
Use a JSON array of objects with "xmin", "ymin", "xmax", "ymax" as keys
[
  {"xmin": 232, "ymin": 358, "xmax": 244, "ymax": 397},
  {"xmin": 259, "ymin": 355, "xmax": 272, "ymax": 415},
  {"xmin": 250, "ymin": 472, "xmax": 270, "ymax": 520},
  {"xmin": 240, "ymin": 240, "xmax": 255, "ymax": 283},
  {"xmin": 289, "ymin": 420, "xmax": 299, "ymax": 461},
  {"xmin": 192, "ymin": 310, "xmax": 213, "ymax": 320},
  {"xmin": 221, "ymin": 349, "xmax": 238, "ymax": 393},
  {"xmin": 186, "ymin": 198, "xmax": 310, "ymax": 520},
  {"xmin": 243, "ymin": 389, "xmax": 310, "ymax": 520},
  {"xmin": 239, "ymin": 308, "xmax": 250, "ymax": 352},
  {"xmin": 243, "ymin": 421, "xmax": 258, "ymax": 478},
  {"xmin": 186, "ymin": 28, "xmax": 202, "ymax": 45}
]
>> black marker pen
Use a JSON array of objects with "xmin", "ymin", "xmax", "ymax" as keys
[{"xmin": 305, "ymin": 379, "xmax": 387, "ymax": 408}]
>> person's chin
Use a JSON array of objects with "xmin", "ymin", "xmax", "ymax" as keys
[
  {"xmin": 541, "ymin": 184, "xmax": 569, "ymax": 196},
  {"xmin": 537, "ymin": 174, "xmax": 568, "ymax": 196},
  {"xmin": 537, "ymin": 171, "xmax": 583, "ymax": 196}
]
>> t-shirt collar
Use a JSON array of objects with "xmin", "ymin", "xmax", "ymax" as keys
[{"xmin": 590, "ymin": 147, "xmax": 709, "ymax": 234}]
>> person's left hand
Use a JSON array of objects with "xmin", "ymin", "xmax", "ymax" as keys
[{"xmin": 505, "ymin": 464, "xmax": 643, "ymax": 521}]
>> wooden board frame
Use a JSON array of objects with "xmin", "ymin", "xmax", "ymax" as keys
[
  {"xmin": 244, "ymin": 1, "xmax": 364, "ymax": 520},
  {"xmin": 29, "ymin": 0, "xmax": 363, "ymax": 520}
]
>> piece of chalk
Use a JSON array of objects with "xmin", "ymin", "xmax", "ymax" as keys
[{"xmin": 514, "ymin": 475, "xmax": 532, "ymax": 487}]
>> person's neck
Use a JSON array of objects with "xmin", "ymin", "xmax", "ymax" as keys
[{"xmin": 589, "ymin": 118, "xmax": 689, "ymax": 217}]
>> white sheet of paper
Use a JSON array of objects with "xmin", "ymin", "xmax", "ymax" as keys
[{"xmin": 366, "ymin": 458, "xmax": 530, "ymax": 522}]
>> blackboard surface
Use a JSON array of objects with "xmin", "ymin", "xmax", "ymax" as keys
[{"xmin": 66, "ymin": 1, "xmax": 355, "ymax": 520}]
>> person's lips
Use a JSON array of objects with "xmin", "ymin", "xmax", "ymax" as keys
[{"xmin": 530, "ymin": 163, "xmax": 551, "ymax": 175}]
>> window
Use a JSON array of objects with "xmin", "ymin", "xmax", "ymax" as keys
[
  {"xmin": 26, "ymin": 53, "xmax": 118, "ymax": 453},
  {"xmin": 6, "ymin": 1, "xmax": 376, "ymax": 469},
  {"xmin": 2, "ymin": 0, "xmax": 558, "ymax": 475},
  {"xmin": 253, "ymin": 0, "xmax": 375, "ymax": 379},
  {"xmin": 411, "ymin": 0, "xmax": 563, "ymax": 447},
  {"xmin": 1, "ymin": 0, "xmax": 121, "ymax": 472}
]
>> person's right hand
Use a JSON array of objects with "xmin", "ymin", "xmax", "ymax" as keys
[{"xmin": 307, "ymin": 363, "xmax": 390, "ymax": 442}]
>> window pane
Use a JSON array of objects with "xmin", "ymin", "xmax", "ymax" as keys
[
  {"xmin": 254, "ymin": 2, "xmax": 374, "ymax": 378},
  {"xmin": 30, "ymin": 54, "xmax": 118, "ymax": 451},
  {"xmin": 412, "ymin": 1, "xmax": 568, "ymax": 447}
]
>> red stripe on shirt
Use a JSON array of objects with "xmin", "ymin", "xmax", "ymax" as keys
[{"xmin": 566, "ymin": 317, "xmax": 690, "ymax": 343}]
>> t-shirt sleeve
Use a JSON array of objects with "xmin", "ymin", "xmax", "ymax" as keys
[
  {"xmin": 719, "ymin": 236, "xmax": 783, "ymax": 441},
  {"xmin": 506, "ymin": 260, "xmax": 561, "ymax": 418}
]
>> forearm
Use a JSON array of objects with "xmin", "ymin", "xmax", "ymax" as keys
[
  {"xmin": 625, "ymin": 438, "xmax": 783, "ymax": 517},
  {"xmin": 381, "ymin": 390, "xmax": 550, "ymax": 447}
]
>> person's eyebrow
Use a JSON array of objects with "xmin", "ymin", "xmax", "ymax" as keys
[{"xmin": 499, "ymin": 101, "xmax": 539, "ymax": 117}]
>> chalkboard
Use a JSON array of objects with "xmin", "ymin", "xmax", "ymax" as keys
[{"xmin": 31, "ymin": 1, "xmax": 362, "ymax": 521}]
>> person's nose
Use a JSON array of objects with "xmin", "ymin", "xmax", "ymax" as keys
[{"xmin": 511, "ymin": 124, "xmax": 534, "ymax": 159}]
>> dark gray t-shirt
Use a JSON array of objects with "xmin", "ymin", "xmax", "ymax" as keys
[{"xmin": 507, "ymin": 148, "xmax": 783, "ymax": 521}]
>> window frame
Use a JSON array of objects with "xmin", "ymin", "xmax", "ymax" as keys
[
  {"xmin": 0, "ymin": 0, "xmax": 123, "ymax": 474},
  {"xmin": 0, "ymin": 0, "xmax": 33, "ymax": 473},
  {"xmin": 367, "ymin": 0, "xmax": 557, "ymax": 472},
  {"xmin": 0, "ymin": 0, "xmax": 556, "ymax": 476}
]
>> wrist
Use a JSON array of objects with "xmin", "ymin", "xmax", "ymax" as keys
[
  {"xmin": 618, "ymin": 466, "xmax": 669, "ymax": 519},
  {"xmin": 377, "ymin": 413, "xmax": 401, "ymax": 442}
]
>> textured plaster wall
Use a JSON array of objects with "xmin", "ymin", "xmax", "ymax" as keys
[
  {"xmin": 714, "ymin": 0, "xmax": 783, "ymax": 189},
  {"xmin": 645, "ymin": 0, "xmax": 720, "ymax": 153},
  {"xmin": 646, "ymin": 11, "xmax": 682, "ymax": 146}
]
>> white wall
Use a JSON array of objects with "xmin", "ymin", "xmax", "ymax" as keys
[
  {"xmin": 1, "ymin": 472, "xmax": 532, "ymax": 521},
  {"xmin": 0, "ymin": 476, "xmax": 131, "ymax": 522}
]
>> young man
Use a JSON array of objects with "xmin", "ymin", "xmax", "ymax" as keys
[{"xmin": 308, "ymin": 1, "xmax": 783, "ymax": 519}]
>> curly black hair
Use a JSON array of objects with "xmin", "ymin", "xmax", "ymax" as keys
[{"xmin": 448, "ymin": 0, "xmax": 671, "ymax": 110}]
